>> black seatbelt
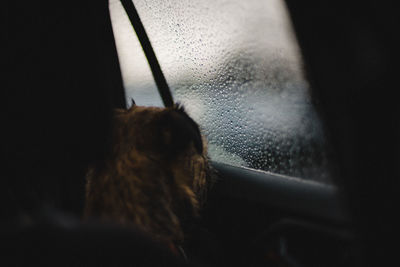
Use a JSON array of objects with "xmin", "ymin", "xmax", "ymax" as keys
[{"xmin": 120, "ymin": 0, "xmax": 174, "ymax": 107}]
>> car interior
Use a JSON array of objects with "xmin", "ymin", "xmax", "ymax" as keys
[{"xmin": 3, "ymin": 0, "xmax": 399, "ymax": 266}]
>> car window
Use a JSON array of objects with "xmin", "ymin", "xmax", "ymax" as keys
[{"xmin": 109, "ymin": 0, "xmax": 333, "ymax": 183}]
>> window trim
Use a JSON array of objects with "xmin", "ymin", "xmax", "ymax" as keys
[{"xmin": 211, "ymin": 161, "xmax": 349, "ymax": 224}]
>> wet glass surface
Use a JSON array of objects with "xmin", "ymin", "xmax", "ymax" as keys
[{"xmin": 109, "ymin": 0, "xmax": 332, "ymax": 182}]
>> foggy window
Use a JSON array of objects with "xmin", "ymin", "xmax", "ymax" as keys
[{"xmin": 109, "ymin": 0, "xmax": 332, "ymax": 182}]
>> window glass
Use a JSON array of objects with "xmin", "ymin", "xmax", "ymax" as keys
[{"xmin": 109, "ymin": 0, "xmax": 332, "ymax": 182}]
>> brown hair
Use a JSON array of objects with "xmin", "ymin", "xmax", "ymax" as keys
[{"xmin": 84, "ymin": 104, "xmax": 212, "ymax": 244}]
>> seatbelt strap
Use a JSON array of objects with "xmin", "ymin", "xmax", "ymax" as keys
[{"xmin": 120, "ymin": 0, "xmax": 174, "ymax": 107}]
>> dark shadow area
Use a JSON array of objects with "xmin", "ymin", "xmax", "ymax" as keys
[
  {"xmin": 3, "ymin": 1, "xmax": 185, "ymax": 266},
  {"xmin": 284, "ymin": 0, "xmax": 400, "ymax": 266},
  {"xmin": 3, "ymin": 0, "xmax": 125, "ymax": 218}
]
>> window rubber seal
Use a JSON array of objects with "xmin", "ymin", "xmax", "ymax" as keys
[{"xmin": 120, "ymin": 0, "xmax": 174, "ymax": 107}]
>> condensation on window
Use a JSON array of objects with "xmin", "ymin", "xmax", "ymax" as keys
[{"xmin": 109, "ymin": 0, "xmax": 333, "ymax": 182}]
